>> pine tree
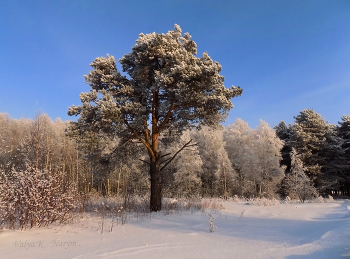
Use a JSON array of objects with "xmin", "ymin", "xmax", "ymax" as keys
[
  {"xmin": 274, "ymin": 121, "xmax": 293, "ymax": 172},
  {"xmin": 336, "ymin": 115, "xmax": 350, "ymax": 196},
  {"xmin": 319, "ymin": 123, "xmax": 347, "ymax": 194},
  {"xmin": 68, "ymin": 25, "xmax": 242, "ymax": 211},
  {"xmin": 338, "ymin": 115, "xmax": 350, "ymax": 156},
  {"xmin": 289, "ymin": 109, "xmax": 347, "ymax": 194},
  {"xmin": 290, "ymin": 109, "xmax": 329, "ymax": 190}
]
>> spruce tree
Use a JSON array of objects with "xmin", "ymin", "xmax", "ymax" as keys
[
  {"xmin": 274, "ymin": 121, "xmax": 293, "ymax": 172},
  {"xmin": 337, "ymin": 115, "xmax": 350, "ymax": 196}
]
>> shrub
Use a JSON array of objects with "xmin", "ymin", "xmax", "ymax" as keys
[{"xmin": 0, "ymin": 167, "xmax": 79, "ymax": 230}]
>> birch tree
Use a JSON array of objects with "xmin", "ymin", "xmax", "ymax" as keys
[
  {"xmin": 193, "ymin": 126, "xmax": 235, "ymax": 197},
  {"xmin": 252, "ymin": 120, "xmax": 285, "ymax": 197},
  {"xmin": 172, "ymin": 130, "xmax": 203, "ymax": 197},
  {"xmin": 224, "ymin": 119, "xmax": 258, "ymax": 196},
  {"xmin": 224, "ymin": 119, "xmax": 284, "ymax": 197}
]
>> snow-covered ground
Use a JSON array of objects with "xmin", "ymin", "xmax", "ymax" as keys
[{"xmin": 1, "ymin": 199, "xmax": 349, "ymax": 259}]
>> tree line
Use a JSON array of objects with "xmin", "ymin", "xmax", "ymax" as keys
[{"xmin": 0, "ymin": 109, "xmax": 349, "ymax": 202}]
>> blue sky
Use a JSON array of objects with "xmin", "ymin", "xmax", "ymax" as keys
[{"xmin": 0, "ymin": 0, "xmax": 349, "ymax": 128}]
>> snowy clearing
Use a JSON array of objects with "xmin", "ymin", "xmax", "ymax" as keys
[{"xmin": 1, "ymin": 199, "xmax": 349, "ymax": 259}]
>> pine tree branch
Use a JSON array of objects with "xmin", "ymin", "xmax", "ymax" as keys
[
  {"xmin": 160, "ymin": 139, "xmax": 195, "ymax": 172},
  {"xmin": 156, "ymin": 100, "xmax": 175, "ymax": 134},
  {"xmin": 160, "ymin": 153, "xmax": 172, "ymax": 158},
  {"xmin": 139, "ymin": 159, "xmax": 150, "ymax": 165},
  {"xmin": 159, "ymin": 156, "xmax": 173, "ymax": 165},
  {"xmin": 123, "ymin": 118, "xmax": 155, "ymax": 160},
  {"xmin": 143, "ymin": 119, "xmax": 151, "ymax": 146}
]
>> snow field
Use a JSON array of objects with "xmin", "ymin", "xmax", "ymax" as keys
[{"xmin": 0, "ymin": 199, "xmax": 349, "ymax": 259}]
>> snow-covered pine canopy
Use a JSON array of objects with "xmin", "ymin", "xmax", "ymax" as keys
[
  {"xmin": 68, "ymin": 24, "xmax": 242, "ymax": 150},
  {"xmin": 68, "ymin": 24, "xmax": 242, "ymax": 211}
]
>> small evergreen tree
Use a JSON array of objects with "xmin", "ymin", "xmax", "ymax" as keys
[{"xmin": 283, "ymin": 148, "xmax": 318, "ymax": 202}]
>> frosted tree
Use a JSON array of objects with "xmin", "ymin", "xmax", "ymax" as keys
[
  {"xmin": 224, "ymin": 119, "xmax": 257, "ymax": 197},
  {"xmin": 291, "ymin": 110, "xmax": 327, "ymax": 183},
  {"xmin": 27, "ymin": 113, "xmax": 59, "ymax": 170},
  {"xmin": 283, "ymin": 148, "xmax": 318, "ymax": 202},
  {"xmin": 224, "ymin": 119, "xmax": 284, "ymax": 198},
  {"xmin": 320, "ymin": 124, "xmax": 347, "ymax": 193},
  {"xmin": 274, "ymin": 120, "xmax": 293, "ymax": 172},
  {"xmin": 336, "ymin": 115, "xmax": 350, "ymax": 196},
  {"xmin": 0, "ymin": 166, "xmax": 79, "ymax": 229},
  {"xmin": 0, "ymin": 113, "xmax": 11, "ymax": 166},
  {"xmin": 68, "ymin": 121, "xmax": 148, "ymax": 197},
  {"xmin": 172, "ymin": 130, "xmax": 203, "ymax": 197},
  {"xmin": 193, "ymin": 126, "xmax": 236, "ymax": 197},
  {"xmin": 0, "ymin": 113, "xmax": 92, "ymax": 196},
  {"xmin": 291, "ymin": 109, "xmax": 337, "ymax": 192},
  {"xmin": 338, "ymin": 115, "xmax": 350, "ymax": 155},
  {"xmin": 68, "ymin": 25, "xmax": 242, "ymax": 211},
  {"xmin": 0, "ymin": 113, "xmax": 60, "ymax": 172},
  {"xmin": 214, "ymin": 142, "xmax": 236, "ymax": 199},
  {"xmin": 252, "ymin": 120, "xmax": 285, "ymax": 198},
  {"xmin": 0, "ymin": 116, "xmax": 32, "ymax": 172}
]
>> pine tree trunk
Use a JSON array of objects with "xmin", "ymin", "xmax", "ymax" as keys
[{"xmin": 150, "ymin": 160, "xmax": 162, "ymax": 212}]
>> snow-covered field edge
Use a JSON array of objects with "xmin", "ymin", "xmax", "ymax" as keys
[{"xmin": 1, "ymin": 198, "xmax": 349, "ymax": 259}]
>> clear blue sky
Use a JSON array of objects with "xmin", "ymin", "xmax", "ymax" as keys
[{"xmin": 0, "ymin": 0, "xmax": 349, "ymax": 128}]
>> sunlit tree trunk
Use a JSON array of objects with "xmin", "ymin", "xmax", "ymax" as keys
[{"xmin": 150, "ymin": 155, "xmax": 162, "ymax": 211}]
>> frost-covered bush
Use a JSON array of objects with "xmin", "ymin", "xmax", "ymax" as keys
[
  {"xmin": 305, "ymin": 195, "xmax": 334, "ymax": 204},
  {"xmin": 283, "ymin": 195, "xmax": 334, "ymax": 204},
  {"xmin": 284, "ymin": 196, "xmax": 292, "ymax": 204},
  {"xmin": 85, "ymin": 196, "xmax": 224, "ymax": 218},
  {"xmin": 249, "ymin": 197, "xmax": 280, "ymax": 206},
  {"xmin": 0, "ymin": 167, "xmax": 79, "ymax": 229},
  {"xmin": 85, "ymin": 195, "xmax": 150, "ymax": 215},
  {"xmin": 208, "ymin": 213, "xmax": 216, "ymax": 232},
  {"xmin": 327, "ymin": 195, "xmax": 334, "ymax": 202},
  {"xmin": 228, "ymin": 195, "xmax": 280, "ymax": 206},
  {"xmin": 162, "ymin": 197, "xmax": 224, "ymax": 212}
]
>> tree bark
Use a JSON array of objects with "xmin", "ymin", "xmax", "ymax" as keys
[{"xmin": 150, "ymin": 160, "xmax": 162, "ymax": 212}]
